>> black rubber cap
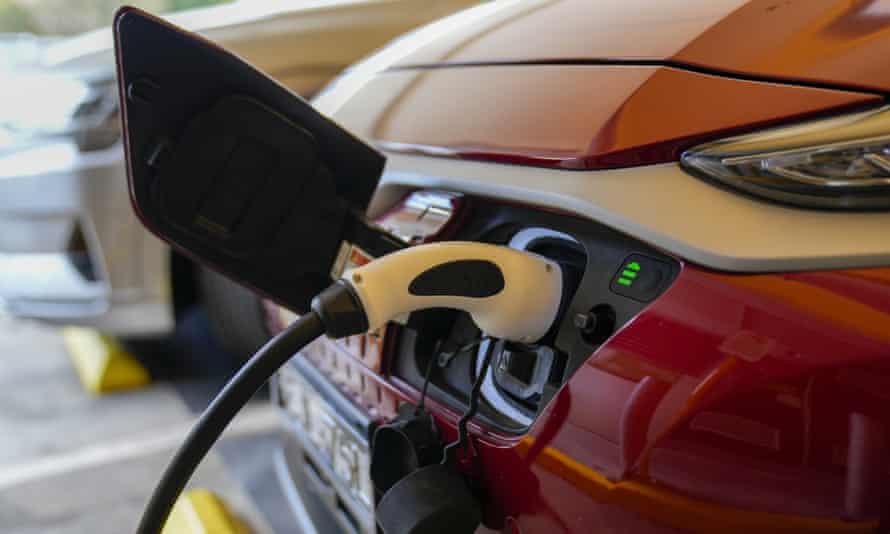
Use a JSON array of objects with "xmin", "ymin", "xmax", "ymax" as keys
[
  {"xmin": 376, "ymin": 463, "xmax": 482, "ymax": 534},
  {"xmin": 371, "ymin": 405, "xmax": 441, "ymax": 495},
  {"xmin": 310, "ymin": 281, "xmax": 368, "ymax": 338}
]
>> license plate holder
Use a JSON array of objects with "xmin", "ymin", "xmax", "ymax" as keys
[{"xmin": 277, "ymin": 361, "xmax": 374, "ymax": 513}]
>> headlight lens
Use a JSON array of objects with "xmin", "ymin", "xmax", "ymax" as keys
[
  {"xmin": 681, "ymin": 106, "xmax": 890, "ymax": 209},
  {"xmin": 0, "ymin": 74, "xmax": 119, "ymax": 153},
  {"xmin": 70, "ymin": 80, "xmax": 120, "ymax": 152}
]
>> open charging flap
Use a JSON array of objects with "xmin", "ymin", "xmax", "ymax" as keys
[{"xmin": 113, "ymin": 7, "xmax": 402, "ymax": 313}]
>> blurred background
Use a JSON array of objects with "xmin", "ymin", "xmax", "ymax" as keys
[
  {"xmin": 0, "ymin": 1, "xmax": 229, "ymax": 73},
  {"xmin": 0, "ymin": 1, "xmax": 228, "ymax": 36},
  {"xmin": 0, "ymin": 4, "xmax": 284, "ymax": 533}
]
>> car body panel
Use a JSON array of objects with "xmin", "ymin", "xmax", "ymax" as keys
[
  {"xmin": 367, "ymin": 65, "xmax": 879, "ymax": 169},
  {"xmin": 274, "ymin": 194, "xmax": 890, "ymax": 531},
  {"xmin": 396, "ymin": 0, "xmax": 748, "ymax": 65},
  {"xmin": 469, "ymin": 263, "xmax": 890, "ymax": 532},
  {"xmin": 387, "ymin": 0, "xmax": 890, "ymax": 94},
  {"xmin": 675, "ymin": 0, "xmax": 890, "ymax": 93}
]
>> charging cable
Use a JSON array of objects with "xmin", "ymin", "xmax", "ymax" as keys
[{"xmin": 136, "ymin": 241, "xmax": 563, "ymax": 533}]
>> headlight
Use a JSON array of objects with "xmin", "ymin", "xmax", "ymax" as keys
[
  {"xmin": 70, "ymin": 80, "xmax": 121, "ymax": 152},
  {"xmin": 0, "ymin": 74, "xmax": 119, "ymax": 153},
  {"xmin": 681, "ymin": 106, "xmax": 890, "ymax": 210}
]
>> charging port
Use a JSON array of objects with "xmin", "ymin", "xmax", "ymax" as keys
[{"xmin": 491, "ymin": 341, "xmax": 561, "ymax": 407}]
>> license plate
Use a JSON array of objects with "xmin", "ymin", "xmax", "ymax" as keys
[{"xmin": 278, "ymin": 365, "xmax": 374, "ymax": 510}]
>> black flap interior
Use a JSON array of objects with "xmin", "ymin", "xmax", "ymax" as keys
[{"xmin": 114, "ymin": 7, "xmax": 391, "ymax": 312}]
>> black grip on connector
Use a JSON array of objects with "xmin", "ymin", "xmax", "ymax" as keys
[
  {"xmin": 408, "ymin": 260, "xmax": 504, "ymax": 298},
  {"xmin": 311, "ymin": 281, "xmax": 369, "ymax": 338}
]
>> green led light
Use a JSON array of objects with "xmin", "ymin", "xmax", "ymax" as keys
[{"xmin": 617, "ymin": 260, "xmax": 643, "ymax": 288}]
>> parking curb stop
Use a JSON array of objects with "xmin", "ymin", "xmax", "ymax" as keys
[
  {"xmin": 61, "ymin": 327, "xmax": 151, "ymax": 394},
  {"xmin": 162, "ymin": 489, "xmax": 251, "ymax": 534}
]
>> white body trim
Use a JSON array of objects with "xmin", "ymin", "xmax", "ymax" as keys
[
  {"xmin": 344, "ymin": 242, "xmax": 563, "ymax": 343},
  {"xmin": 364, "ymin": 153, "xmax": 890, "ymax": 272}
]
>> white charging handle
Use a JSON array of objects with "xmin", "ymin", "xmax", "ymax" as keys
[{"xmin": 343, "ymin": 241, "xmax": 563, "ymax": 343}]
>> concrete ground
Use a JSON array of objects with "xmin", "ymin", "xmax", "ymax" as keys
[{"xmin": 0, "ymin": 312, "xmax": 297, "ymax": 534}]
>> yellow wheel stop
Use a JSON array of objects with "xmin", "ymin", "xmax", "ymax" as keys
[
  {"xmin": 62, "ymin": 327, "xmax": 151, "ymax": 394},
  {"xmin": 162, "ymin": 489, "xmax": 251, "ymax": 534}
]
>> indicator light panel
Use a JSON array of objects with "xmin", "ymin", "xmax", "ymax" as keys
[{"xmin": 610, "ymin": 254, "xmax": 672, "ymax": 302}]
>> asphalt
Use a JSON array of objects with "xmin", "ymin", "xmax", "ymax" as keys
[{"xmin": 0, "ymin": 312, "xmax": 298, "ymax": 534}]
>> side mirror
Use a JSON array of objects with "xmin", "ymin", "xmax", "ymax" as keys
[{"xmin": 113, "ymin": 7, "xmax": 401, "ymax": 312}]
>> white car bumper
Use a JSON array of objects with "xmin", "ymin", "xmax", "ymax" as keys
[{"xmin": 0, "ymin": 139, "xmax": 173, "ymax": 336}]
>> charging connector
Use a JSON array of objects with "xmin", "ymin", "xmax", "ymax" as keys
[
  {"xmin": 136, "ymin": 241, "xmax": 564, "ymax": 533},
  {"xmin": 344, "ymin": 241, "xmax": 563, "ymax": 343}
]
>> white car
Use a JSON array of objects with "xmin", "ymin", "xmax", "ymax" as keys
[{"xmin": 0, "ymin": 0, "xmax": 476, "ymax": 356}]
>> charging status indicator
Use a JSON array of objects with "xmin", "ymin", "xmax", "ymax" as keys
[
  {"xmin": 617, "ymin": 261, "xmax": 641, "ymax": 286},
  {"xmin": 610, "ymin": 254, "xmax": 673, "ymax": 302}
]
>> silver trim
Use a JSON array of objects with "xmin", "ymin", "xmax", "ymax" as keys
[
  {"xmin": 476, "ymin": 337, "xmax": 531, "ymax": 426},
  {"xmin": 683, "ymin": 104, "xmax": 890, "ymax": 205},
  {"xmin": 475, "ymin": 227, "xmax": 579, "ymax": 427},
  {"xmin": 764, "ymin": 163, "xmax": 890, "ymax": 188}
]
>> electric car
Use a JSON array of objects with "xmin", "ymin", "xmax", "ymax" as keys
[
  {"xmin": 0, "ymin": 0, "xmax": 476, "ymax": 355},
  {"xmin": 262, "ymin": 1, "xmax": 890, "ymax": 532}
]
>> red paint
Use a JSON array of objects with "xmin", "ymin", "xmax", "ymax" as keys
[
  {"xmin": 370, "ymin": 66, "xmax": 878, "ymax": 170},
  {"xmin": 388, "ymin": 264, "xmax": 890, "ymax": 532},
  {"xmin": 284, "ymin": 193, "xmax": 890, "ymax": 531}
]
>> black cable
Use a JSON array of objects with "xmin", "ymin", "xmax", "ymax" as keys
[
  {"xmin": 414, "ymin": 349, "xmax": 436, "ymax": 416},
  {"xmin": 136, "ymin": 311, "xmax": 326, "ymax": 534},
  {"xmin": 441, "ymin": 339, "xmax": 495, "ymax": 464}
]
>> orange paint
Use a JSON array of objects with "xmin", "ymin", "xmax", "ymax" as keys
[
  {"xmin": 706, "ymin": 272, "xmax": 890, "ymax": 344},
  {"xmin": 519, "ymin": 437, "xmax": 877, "ymax": 534},
  {"xmin": 636, "ymin": 357, "xmax": 739, "ymax": 476},
  {"xmin": 372, "ymin": 66, "xmax": 877, "ymax": 170}
]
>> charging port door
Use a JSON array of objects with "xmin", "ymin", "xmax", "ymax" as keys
[{"xmin": 114, "ymin": 8, "xmax": 400, "ymax": 313}]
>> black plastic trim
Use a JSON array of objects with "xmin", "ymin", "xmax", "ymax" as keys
[
  {"xmin": 311, "ymin": 281, "xmax": 369, "ymax": 339},
  {"xmin": 408, "ymin": 260, "xmax": 504, "ymax": 298}
]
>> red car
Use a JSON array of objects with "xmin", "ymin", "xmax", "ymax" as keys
[
  {"xmin": 115, "ymin": 1, "xmax": 890, "ymax": 533},
  {"xmin": 272, "ymin": 2, "xmax": 890, "ymax": 533}
]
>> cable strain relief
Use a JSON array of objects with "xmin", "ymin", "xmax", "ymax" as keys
[{"xmin": 311, "ymin": 280, "xmax": 369, "ymax": 338}]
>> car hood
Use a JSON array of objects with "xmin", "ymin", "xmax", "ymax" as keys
[
  {"xmin": 322, "ymin": 66, "xmax": 879, "ymax": 171},
  {"xmin": 386, "ymin": 0, "xmax": 890, "ymax": 93},
  {"xmin": 316, "ymin": 0, "xmax": 887, "ymax": 170}
]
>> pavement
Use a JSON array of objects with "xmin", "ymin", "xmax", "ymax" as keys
[{"xmin": 0, "ymin": 312, "xmax": 298, "ymax": 534}]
